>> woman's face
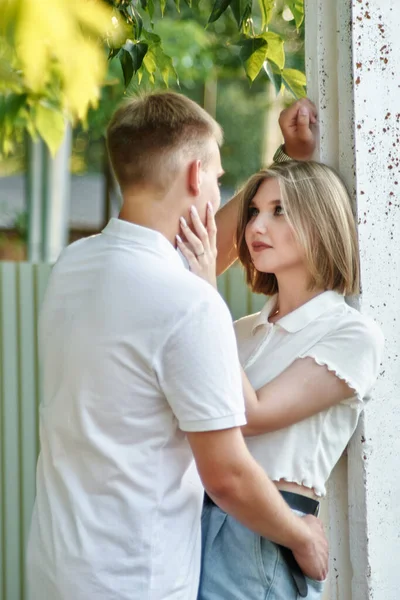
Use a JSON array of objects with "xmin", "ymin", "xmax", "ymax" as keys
[{"xmin": 245, "ymin": 178, "xmax": 306, "ymax": 275}]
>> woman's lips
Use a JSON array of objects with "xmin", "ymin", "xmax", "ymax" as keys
[{"xmin": 251, "ymin": 242, "xmax": 272, "ymax": 252}]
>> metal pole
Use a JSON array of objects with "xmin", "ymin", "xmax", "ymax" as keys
[
  {"xmin": 42, "ymin": 124, "xmax": 72, "ymax": 263},
  {"xmin": 26, "ymin": 137, "xmax": 45, "ymax": 262}
]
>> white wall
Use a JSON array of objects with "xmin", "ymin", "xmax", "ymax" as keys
[
  {"xmin": 349, "ymin": 1, "xmax": 400, "ymax": 598},
  {"xmin": 305, "ymin": 1, "xmax": 400, "ymax": 598}
]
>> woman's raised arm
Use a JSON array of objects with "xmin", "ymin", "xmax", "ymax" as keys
[
  {"xmin": 215, "ymin": 98, "xmax": 318, "ymax": 276},
  {"xmin": 215, "ymin": 193, "xmax": 241, "ymax": 276}
]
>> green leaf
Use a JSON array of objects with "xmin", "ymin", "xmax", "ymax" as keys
[
  {"xmin": 208, "ymin": 0, "xmax": 233, "ymax": 24},
  {"xmin": 108, "ymin": 47, "xmax": 120, "ymax": 60},
  {"xmin": 239, "ymin": 37, "xmax": 269, "ymax": 83},
  {"xmin": 124, "ymin": 41, "xmax": 148, "ymax": 73},
  {"xmin": 285, "ymin": 0, "xmax": 304, "ymax": 29},
  {"xmin": 140, "ymin": 0, "xmax": 155, "ymax": 21},
  {"xmin": 35, "ymin": 103, "xmax": 65, "ymax": 156},
  {"xmin": 120, "ymin": 49, "xmax": 134, "ymax": 86},
  {"xmin": 143, "ymin": 48, "xmax": 157, "ymax": 84},
  {"xmin": 281, "ymin": 68, "xmax": 306, "ymax": 98},
  {"xmin": 174, "ymin": 0, "xmax": 181, "ymax": 11},
  {"xmin": 142, "ymin": 30, "xmax": 162, "ymax": 44},
  {"xmin": 5, "ymin": 93, "xmax": 28, "ymax": 123},
  {"xmin": 263, "ymin": 60, "xmax": 282, "ymax": 94},
  {"xmin": 126, "ymin": 4, "xmax": 143, "ymax": 38},
  {"xmin": 143, "ymin": 44, "xmax": 178, "ymax": 87},
  {"xmin": 230, "ymin": 0, "xmax": 252, "ymax": 30},
  {"xmin": 148, "ymin": 0, "xmax": 155, "ymax": 21},
  {"xmin": 258, "ymin": 0, "xmax": 275, "ymax": 30},
  {"xmin": 160, "ymin": 0, "xmax": 167, "ymax": 16},
  {"xmin": 260, "ymin": 32, "xmax": 284, "ymax": 70},
  {"xmin": 156, "ymin": 49, "xmax": 177, "ymax": 87}
]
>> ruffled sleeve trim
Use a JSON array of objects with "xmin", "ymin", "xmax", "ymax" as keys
[{"xmin": 300, "ymin": 354, "xmax": 363, "ymax": 410}]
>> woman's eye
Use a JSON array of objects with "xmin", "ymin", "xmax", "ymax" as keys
[
  {"xmin": 274, "ymin": 205, "xmax": 285, "ymax": 216},
  {"xmin": 248, "ymin": 206, "xmax": 259, "ymax": 218}
]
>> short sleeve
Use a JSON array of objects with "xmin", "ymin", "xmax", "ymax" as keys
[
  {"xmin": 298, "ymin": 316, "xmax": 384, "ymax": 408},
  {"xmin": 155, "ymin": 292, "xmax": 246, "ymax": 432}
]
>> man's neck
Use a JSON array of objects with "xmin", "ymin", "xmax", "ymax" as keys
[{"xmin": 119, "ymin": 190, "xmax": 181, "ymax": 246}]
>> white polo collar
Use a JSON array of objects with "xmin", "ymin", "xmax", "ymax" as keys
[
  {"xmin": 252, "ymin": 291, "xmax": 345, "ymax": 334},
  {"xmin": 102, "ymin": 218, "xmax": 183, "ymax": 269}
]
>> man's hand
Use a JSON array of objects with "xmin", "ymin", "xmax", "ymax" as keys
[
  {"xmin": 279, "ymin": 98, "xmax": 318, "ymax": 160},
  {"xmin": 292, "ymin": 514, "xmax": 329, "ymax": 581}
]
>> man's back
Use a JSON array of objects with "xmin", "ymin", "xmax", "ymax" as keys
[{"xmin": 27, "ymin": 219, "xmax": 245, "ymax": 600}]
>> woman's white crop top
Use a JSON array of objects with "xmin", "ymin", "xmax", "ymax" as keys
[{"xmin": 234, "ymin": 291, "xmax": 384, "ymax": 497}]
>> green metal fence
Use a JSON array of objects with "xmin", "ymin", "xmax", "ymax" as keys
[
  {"xmin": 0, "ymin": 263, "xmax": 52, "ymax": 600},
  {"xmin": 0, "ymin": 260, "xmax": 265, "ymax": 600}
]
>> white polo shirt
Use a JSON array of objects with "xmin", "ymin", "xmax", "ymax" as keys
[
  {"xmin": 235, "ymin": 291, "xmax": 384, "ymax": 496},
  {"xmin": 27, "ymin": 218, "xmax": 245, "ymax": 600}
]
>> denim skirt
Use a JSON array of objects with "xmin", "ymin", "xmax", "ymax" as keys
[{"xmin": 197, "ymin": 502, "xmax": 325, "ymax": 600}]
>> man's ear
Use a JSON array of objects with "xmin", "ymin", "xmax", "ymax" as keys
[{"xmin": 187, "ymin": 160, "xmax": 202, "ymax": 196}]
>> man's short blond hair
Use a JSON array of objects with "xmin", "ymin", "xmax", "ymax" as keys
[
  {"xmin": 236, "ymin": 161, "xmax": 360, "ymax": 296},
  {"xmin": 106, "ymin": 91, "xmax": 223, "ymax": 191}
]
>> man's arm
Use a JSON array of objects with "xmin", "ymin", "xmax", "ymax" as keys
[
  {"xmin": 187, "ymin": 427, "xmax": 328, "ymax": 581},
  {"xmin": 216, "ymin": 98, "xmax": 318, "ymax": 276},
  {"xmin": 157, "ymin": 290, "xmax": 328, "ymax": 581}
]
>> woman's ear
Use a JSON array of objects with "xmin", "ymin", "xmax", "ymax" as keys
[{"xmin": 187, "ymin": 159, "xmax": 202, "ymax": 196}]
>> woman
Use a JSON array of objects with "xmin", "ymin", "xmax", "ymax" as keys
[{"xmin": 177, "ymin": 161, "xmax": 384, "ymax": 600}]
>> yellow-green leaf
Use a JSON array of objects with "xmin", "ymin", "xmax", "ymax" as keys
[
  {"xmin": 258, "ymin": 0, "xmax": 275, "ymax": 30},
  {"xmin": 263, "ymin": 60, "xmax": 282, "ymax": 94},
  {"xmin": 260, "ymin": 32, "xmax": 285, "ymax": 70},
  {"xmin": 143, "ymin": 47, "xmax": 157, "ymax": 84},
  {"xmin": 281, "ymin": 68, "xmax": 306, "ymax": 98},
  {"xmin": 35, "ymin": 103, "xmax": 65, "ymax": 156},
  {"xmin": 239, "ymin": 38, "xmax": 269, "ymax": 83},
  {"xmin": 285, "ymin": 0, "xmax": 304, "ymax": 29}
]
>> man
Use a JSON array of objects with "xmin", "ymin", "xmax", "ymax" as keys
[{"xmin": 27, "ymin": 92, "xmax": 326, "ymax": 600}]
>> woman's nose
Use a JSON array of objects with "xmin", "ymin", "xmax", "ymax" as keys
[{"xmin": 250, "ymin": 214, "xmax": 268, "ymax": 234}]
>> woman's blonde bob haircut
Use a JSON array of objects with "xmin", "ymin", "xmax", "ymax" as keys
[{"xmin": 236, "ymin": 161, "xmax": 360, "ymax": 296}]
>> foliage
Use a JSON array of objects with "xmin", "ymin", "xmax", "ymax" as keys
[
  {"xmin": 0, "ymin": 0, "xmax": 126, "ymax": 156},
  {"xmin": 107, "ymin": 0, "xmax": 306, "ymax": 93},
  {"xmin": 0, "ymin": 0, "xmax": 306, "ymax": 157}
]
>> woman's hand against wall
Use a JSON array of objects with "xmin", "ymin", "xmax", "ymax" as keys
[
  {"xmin": 279, "ymin": 98, "xmax": 318, "ymax": 160},
  {"xmin": 176, "ymin": 203, "xmax": 218, "ymax": 289}
]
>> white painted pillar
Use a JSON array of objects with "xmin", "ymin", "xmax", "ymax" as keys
[{"xmin": 305, "ymin": 1, "xmax": 400, "ymax": 599}]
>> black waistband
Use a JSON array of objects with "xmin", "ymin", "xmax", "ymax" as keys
[
  {"xmin": 279, "ymin": 491, "xmax": 319, "ymax": 516},
  {"xmin": 203, "ymin": 490, "xmax": 319, "ymax": 517}
]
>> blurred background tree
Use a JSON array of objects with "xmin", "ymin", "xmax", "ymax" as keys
[
  {"xmin": 0, "ymin": 0, "xmax": 305, "ymax": 157},
  {"xmin": 0, "ymin": 0, "xmax": 306, "ymax": 259}
]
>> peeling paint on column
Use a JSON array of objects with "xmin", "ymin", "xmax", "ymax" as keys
[
  {"xmin": 305, "ymin": 1, "xmax": 400, "ymax": 599},
  {"xmin": 352, "ymin": 0, "xmax": 400, "ymax": 599}
]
